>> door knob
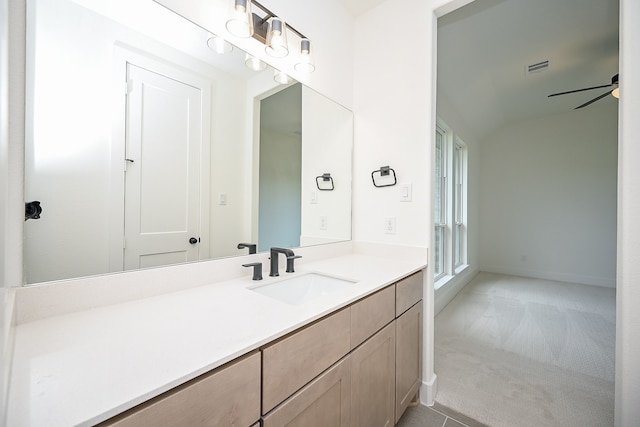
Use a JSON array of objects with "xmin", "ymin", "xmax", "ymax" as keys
[{"xmin": 189, "ymin": 237, "xmax": 198, "ymax": 244}]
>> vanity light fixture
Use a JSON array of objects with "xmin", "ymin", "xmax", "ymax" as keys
[
  {"xmin": 226, "ymin": 0, "xmax": 254, "ymax": 38},
  {"xmin": 274, "ymin": 70, "xmax": 294, "ymax": 85},
  {"xmin": 294, "ymin": 38, "xmax": 315, "ymax": 73},
  {"xmin": 206, "ymin": 34, "xmax": 233, "ymax": 54},
  {"xmin": 226, "ymin": 0, "xmax": 315, "ymax": 72},
  {"xmin": 265, "ymin": 17, "xmax": 288, "ymax": 58},
  {"xmin": 245, "ymin": 53, "xmax": 267, "ymax": 71}
]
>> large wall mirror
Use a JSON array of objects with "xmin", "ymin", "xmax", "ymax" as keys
[{"xmin": 24, "ymin": 0, "xmax": 353, "ymax": 285}]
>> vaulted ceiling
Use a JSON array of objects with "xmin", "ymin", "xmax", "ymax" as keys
[
  {"xmin": 437, "ymin": 0, "xmax": 619, "ymax": 140},
  {"xmin": 341, "ymin": 0, "xmax": 619, "ymax": 141}
]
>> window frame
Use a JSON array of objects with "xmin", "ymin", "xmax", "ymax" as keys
[{"xmin": 434, "ymin": 119, "xmax": 468, "ymax": 286}]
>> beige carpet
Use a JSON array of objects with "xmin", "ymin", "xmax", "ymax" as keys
[{"xmin": 434, "ymin": 272, "xmax": 615, "ymax": 427}]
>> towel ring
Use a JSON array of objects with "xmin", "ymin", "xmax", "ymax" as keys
[{"xmin": 371, "ymin": 166, "xmax": 397, "ymax": 188}]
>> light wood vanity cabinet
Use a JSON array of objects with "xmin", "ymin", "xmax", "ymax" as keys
[
  {"xmin": 261, "ymin": 308, "xmax": 351, "ymax": 414},
  {"xmin": 102, "ymin": 270, "xmax": 423, "ymax": 427},
  {"xmin": 395, "ymin": 271, "xmax": 424, "ymax": 423},
  {"xmin": 100, "ymin": 351, "xmax": 261, "ymax": 427},
  {"xmin": 263, "ymin": 270, "xmax": 423, "ymax": 427}
]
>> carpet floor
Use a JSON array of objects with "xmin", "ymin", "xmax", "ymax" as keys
[{"xmin": 434, "ymin": 272, "xmax": 615, "ymax": 427}]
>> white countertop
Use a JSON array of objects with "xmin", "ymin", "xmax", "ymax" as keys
[{"xmin": 8, "ymin": 251, "xmax": 426, "ymax": 426}]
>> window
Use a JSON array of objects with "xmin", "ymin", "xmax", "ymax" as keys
[
  {"xmin": 434, "ymin": 120, "xmax": 467, "ymax": 284},
  {"xmin": 434, "ymin": 127, "xmax": 446, "ymax": 279}
]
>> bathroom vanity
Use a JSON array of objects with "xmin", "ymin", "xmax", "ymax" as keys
[{"xmin": 8, "ymin": 244, "xmax": 427, "ymax": 426}]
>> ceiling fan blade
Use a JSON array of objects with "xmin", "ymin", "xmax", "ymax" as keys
[
  {"xmin": 574, "ymin": 91, "xmax": 612, "ymax": 110},
  {"xmin": 548, "ymin": 83, "xmax": 613, "ymax": 98}
]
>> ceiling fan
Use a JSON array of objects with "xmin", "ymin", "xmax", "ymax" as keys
[{"xmin": 548, "ymin": 73, "xmax": 619, "ymax": 109}]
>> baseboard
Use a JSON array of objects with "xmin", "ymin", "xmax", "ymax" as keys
[
  {"xmin": 480, "ymin": 265, "xmax": 616, "ymax": 288},
  {"xmin": 434, "ymin": 267, "xmax": 479, "ymax": 315},
  {"xmin": 420, "ymin": 374, "xmax": 438, "ymax": 406}
]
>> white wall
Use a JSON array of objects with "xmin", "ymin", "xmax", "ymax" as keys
[
  {"xmin": 300, "ymin": 86, "xmax": 353, "ymax": 246},
  {"xmin": 353, "ymin": 0, "xmax": 435, "ymax": 403},
  {"xmin": 1, "ymin": 0, "xmax": 25, "ymax": 422},
  {"xmin": 25, "ymin": 0, "xmax": 247, "ymax": 282},
  {"xmin": 0, "ymin": 0, "xmax": 10, "ymax": 419},
  {"xmin": 479, "ymin": 103, "xmax": 618, "ymax": 287},
  {"xmin": 616, "ymin": 0, "xmax": 640, "ymax": 424}
]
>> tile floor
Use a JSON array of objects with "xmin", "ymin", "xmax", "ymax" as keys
[{"xmin": 396, "ymin": 402, "xmax": 489, "ymax": 427}]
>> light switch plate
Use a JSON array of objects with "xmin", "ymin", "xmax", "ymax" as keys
[{"xmin": 400, "ymin": 182, "xmax": 412, "ymax": 202}]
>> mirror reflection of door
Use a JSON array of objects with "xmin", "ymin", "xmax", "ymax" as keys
[
  {"xmin": 123, "ymin": 62, "xmax": 208, "ymax": 270},
  {"xmin": 258, "ymin": 84, "xmax": 302, "ymax": 252}
]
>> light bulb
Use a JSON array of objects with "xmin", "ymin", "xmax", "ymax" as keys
[
  {"xmin": 295, "ymin": 38, "xmax": 315, "ymax": 73},
  {"xmin": 266, "ymin": 17, "xmax": 289, "ymax": 58},
  {"xmin": 226, "ymin": 0, "xmax": 254, "ymax": 38}
]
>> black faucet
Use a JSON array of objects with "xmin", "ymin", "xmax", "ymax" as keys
[
  {"xmin": 269, "ymin": 247, "xmax": 301, "ymax": 276},
  {"xmin": 237, "ymin": 243, "xmax": 257, "ymax": 254}
]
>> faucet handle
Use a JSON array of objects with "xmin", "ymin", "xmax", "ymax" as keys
[
  {"xmin": 242, "ymin": 262, "xmax": 263, "ymax": 280},
  {"xmin": 285, "ymin": 255, "xmax": 302, "ymax": 273}
]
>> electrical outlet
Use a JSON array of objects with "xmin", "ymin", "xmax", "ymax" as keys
[
  {"xmin": 320, "ymin": 215, "xmax": 328, "ymax": 230},
  {"xmin": 384, "ymin": 217, "xmax": 396, "ymax": 234}
]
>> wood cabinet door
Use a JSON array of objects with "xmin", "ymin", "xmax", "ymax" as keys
[
  {"xmin": 262, "ymin": 308, "xmax": 351, "ymax": 413},
  {"xmin": 101, "ymin": 352, "xmax": 261, "ymax": 427},
  {"xmin": 395, "ymin": 302, "xmax": 423, "ymax": 423},
  {"xmin": 350, "ymin": 322, "xmax": 396, "ymax": 427},
  {"xmin": 350, "ymin": 285, "xmax": 395, "ymax": 349},
  {"xmin": 262, "ymin": 357, "xmax": 351, "ymax": 427}
]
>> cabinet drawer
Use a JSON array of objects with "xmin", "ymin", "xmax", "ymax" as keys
[
  {"xmin": 101, "ymin": 352, "xmax": 261, "ymax": 427},
  {"xmin": 395, "ymin": 271, "xmax": 423, "ymax": 316},
  {"xmin": 350, "ymin": 285, "xmax": 395, "ymax": 349},
  {"xmin": 262, "ymin": 357, "xmax": 351, "ymax": 427},
  {"xmin": 262, "ymin": 308, "xmax": 351, "ymax": 414}
]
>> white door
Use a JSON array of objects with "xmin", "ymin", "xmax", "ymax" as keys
[{"xmin": 123, "ymin": 63, "xmax": 203, "ymax": 270}]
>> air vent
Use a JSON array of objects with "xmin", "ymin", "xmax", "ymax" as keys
[{"xmin": 525, "ymin": 60, "xmax": 550, "ymax": 75}]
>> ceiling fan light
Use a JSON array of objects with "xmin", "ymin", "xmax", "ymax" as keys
[{"xmin": 612, "ymin": 87, "xmax": 620, "ymax": 99}]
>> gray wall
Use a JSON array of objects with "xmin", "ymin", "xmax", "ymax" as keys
[{"xmin": 479, "ymin": 102, "xmax": 618, "ymax": 287}]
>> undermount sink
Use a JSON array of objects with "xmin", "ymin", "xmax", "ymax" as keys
[{"xmin": 249, "ymin": 273, "xmax": 357, "ymax": 305}]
